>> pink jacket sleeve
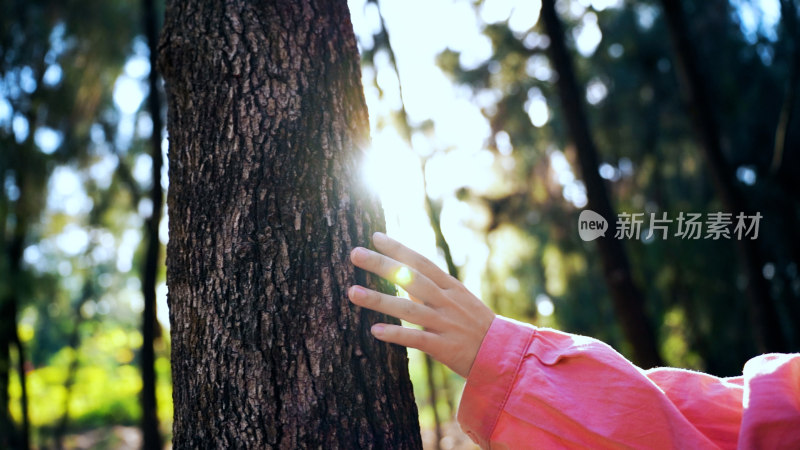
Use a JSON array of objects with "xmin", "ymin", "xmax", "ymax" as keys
[{"xmin": 457, "ymin": 316, "xmax": 800, "ymax": 449}]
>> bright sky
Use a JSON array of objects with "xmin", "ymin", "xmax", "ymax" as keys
[
  {"xmin": 349, "ymin": 0, "xmax": 613, "ymax": 302},
  {"xmin": 346, "ymin": 0, "xmax": 780, "ymax": 307},
  {"xmin": 352, "ymin": 0, "xmax": 502, "ymax": 299}
]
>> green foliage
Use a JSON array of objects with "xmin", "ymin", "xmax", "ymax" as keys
[
  {"xmin": 8, "ymin": 329, "xmax": 173, "ymax": 442},
  {"xmin": 10, "ymin": 327, "xmax": 142, "ymax": 426},
  {"xmin": 1, "ymin": 0, "xmax": 171, "ymax": 443},
  {"xmin": 438, "ymin": 0, "xmax": 800, "ymax": 376}
]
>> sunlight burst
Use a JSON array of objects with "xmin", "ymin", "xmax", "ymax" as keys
[{"xmin": 394, "ymin": 266, "xmax": 413, "ymax": 286}]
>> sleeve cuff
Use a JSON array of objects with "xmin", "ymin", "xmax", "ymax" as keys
[{"xmin": 457, "ymin": 316, "xmax": 536, "ymax": 448}]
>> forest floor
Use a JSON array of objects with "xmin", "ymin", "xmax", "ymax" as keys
[
  {"xmin": 59, "ymin": 426, "xmax": 146, "ymax": 449},
  {"xmin": 53, "ymin": 421, "xmax": 474, "ymax": 449},
  {"xmin": 422, "ymin": 421, "xmax": 478, "ymax": 450}
]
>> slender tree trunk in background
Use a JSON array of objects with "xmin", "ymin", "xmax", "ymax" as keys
[
  {"xmin": 658, "ymin": 0, "xmax": 789, "ymax": 353},
  {"xmin": 54, "ymin": 283, "xmax": 93, "ymax": 450},
  {"xmin": 0, "ymin": 192, "xmax": 9, "ymax": 449},
  {"xmin": 770, "ymin": 0, "xmax": 800, "ymax": 347},
  {"xmin": 11, "ymin": 331, "xmax": 28, "ymax": 450},
  {"xmin": 0, "ymin": 290, "xmax": 15, "ymax": 449},
  {"xmin": 370, "ymin": 1, "xmax": 453, "ymax": 441},
  {"xmin": 1, "ymin": 234, "xmax": 29, "ymax": 450},
  {"xmin": 55, "ymin": 182, "xmax": 115, "ymax": 450},
  {"xmin": 140, "ymin": 0, "xmax": 164, "ymax": 447},
  {"xmin": 423, "ymin": 189, "xmax": 460, "ymax": 281},
  {"xmin": 436, "ymin": 361, "xmax": 454, "ymax": 418},
  {"xmin": 1, "ymin": 169, "xmax": 30, "ymax": 450},
  {"xmin": 540, "ymin": 0, "xmax": 664, "ymax": 368},
  {"xmin": 0, "ymin": 268, "xmax": 20, "ymax": 450},
  {"xmin": 771, "ymin": 0, "xmax": 799, "ymax": 175},
  {"xmin": 158, "ymin": 0, "xmax": 422, "ymax": 447},
  {"xmin": 423, "ymin": 354, "xmax": 441, "ymax": 450}
]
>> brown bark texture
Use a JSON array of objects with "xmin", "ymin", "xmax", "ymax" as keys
[
  {"xmin": 540, "ymin": 0, "xmax": 664, "ymax": 368},
  {"xmin": 158, "ymin": 0, "xmax": 422, "ymax": 448}
]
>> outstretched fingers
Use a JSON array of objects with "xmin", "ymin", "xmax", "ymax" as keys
[
  {"xmin": 348, "ymin": 285, "xmax": 439, "ymax": 329},
  {"xmin": 372, "ymin": 232, "xmax": 457, "ymax": 290},
  {"xmin": 350, "ymin": 246, "xmax": 444, "ymax": 306},
  {"xmin": 369, "ymin": 323, "xmax": 440, "ymax": 355},
  {"xmin": 349, "ymin": 234, "xmax": 497, "ymax": 378}
]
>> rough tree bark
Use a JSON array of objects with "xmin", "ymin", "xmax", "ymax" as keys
[
  {"xmin": 158, "ymin": 1, "xmax": 422, "ymax": 448},
  {"xmin": 540, "ymin": 0, "xmax": 664, "ymax": 368}
]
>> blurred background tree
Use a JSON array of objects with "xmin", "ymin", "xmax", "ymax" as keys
[
  {"xmin": 1, "ymin": 0, "xmax": 798, "ymax": 448},
  {"xmin": 1, "ymin": 0, "xmax": 168, "ymax": 447},
  {"xmin": 422, "ymin": 0, "xmax": 800, "ymax": 373}
]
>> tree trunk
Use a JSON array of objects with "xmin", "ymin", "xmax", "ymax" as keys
[
  {"xmin": 1, "ymin": 237, "xmax": 28, "ymax": 450},
  {"xmin": 771, "ymin": 0, "xmax": 799, "ymax": 175},
  {"xmin": 1, "ymin": 169, "xmax": 30, "ymax": 450},
  {"xmin": 158, "ymin": 1, "xmax": 422, "ymax": 448},
  {"xmin": 140, "ymin": 0, "xmax": 165, "ymax": 447},
  {"xmin": 540, "ymin": 0, "xmax": 664, "ymax": 368},
  {"xmin": 658, "ymin": 0, "xmax": 789, "ymax": 352}
]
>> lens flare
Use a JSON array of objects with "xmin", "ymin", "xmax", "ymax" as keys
[{"xmin": 394, "ymin": 266, "xmax": 413, "ymax": 285}]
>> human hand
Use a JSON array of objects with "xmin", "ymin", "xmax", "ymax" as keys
[{"xmin": 348, "ymin": 232, "xmax": 496, "ymax": 378}]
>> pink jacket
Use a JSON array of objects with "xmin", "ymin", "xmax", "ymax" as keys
[{"xmin": 458, "ymin": 316, "xmax": 800, "ymax": 449}]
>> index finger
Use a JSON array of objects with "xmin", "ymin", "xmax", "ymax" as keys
[
  {"xmin": 372, "ymin": 232, "xmax": 458, "ymax": 290},
  {"xmin": 350, "ymin": 247, "xmax": 446, "ymax": 306}
]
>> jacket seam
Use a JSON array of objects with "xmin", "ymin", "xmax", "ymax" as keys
[{"xmin": 486, "ymin": 325, "xmax": 536, "ymax": 447}]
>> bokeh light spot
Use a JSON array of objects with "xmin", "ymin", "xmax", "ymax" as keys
[{"xmin": 394, "ymin": 266, "xmax": 413, "ymax": 286}]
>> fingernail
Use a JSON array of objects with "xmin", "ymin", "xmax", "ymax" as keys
[
  {"xmin": 350, "ymin": 247, "xmax": 366, "ymax": 261},
  {"xmin": 371, "ymin": 324, "xmax": 385, "ymax": 336},
  {"xmin": 349, "ymin": 285, "xmax": 365, "ymax": 300}
]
